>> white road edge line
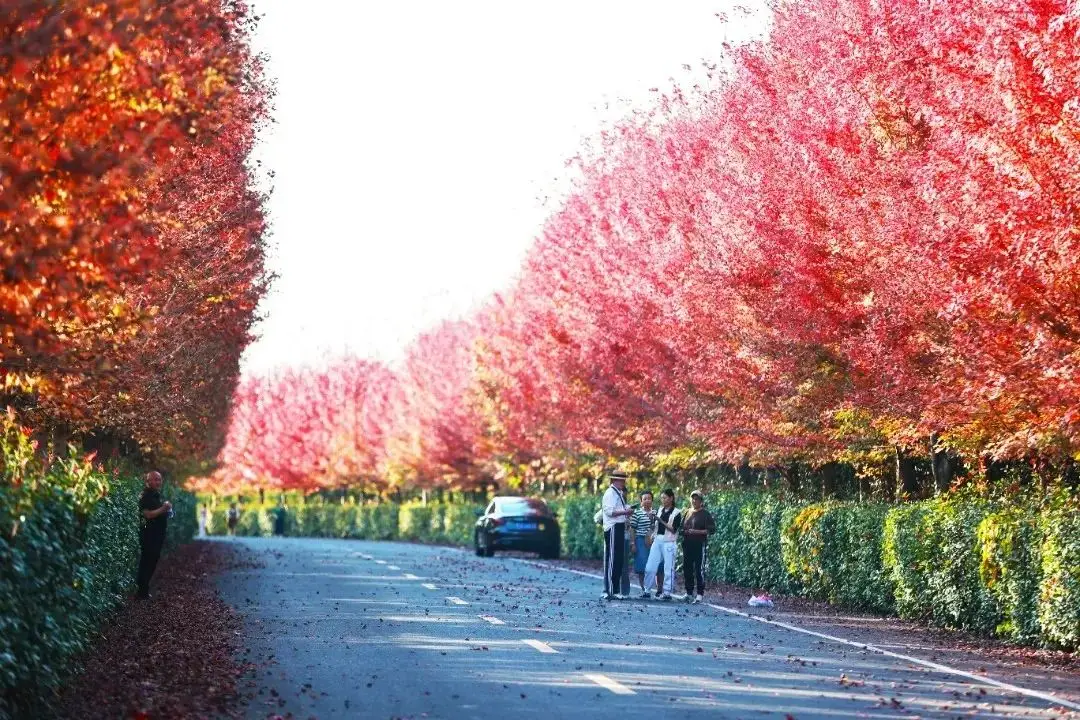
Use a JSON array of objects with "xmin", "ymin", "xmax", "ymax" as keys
[
  {"xmin": 422, "ymin": 582, "xmax": 438, "ymax": 590},
  {"xmin": 521, "ymin": 639, "xmax": 558, "ymax": 654},
  {"xmin": 515, "ymin": 558, "xmax": 1080, "ymax": 713},
  {"xmin": 704, "ymin": 603, "xmax": 1080, "ymax": 713},
  {"xmin": 480, "ymin": 615, "xmax": 506, "ymax": 625},
  {"xmin": 583, "ymin": 673, "xmax": 635, "ymax": 695},
  {"xmin": 446, "ymin": 596, "xmax": 469, "ymax": 605}
]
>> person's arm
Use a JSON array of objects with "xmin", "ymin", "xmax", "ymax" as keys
[
  {"xmin": 684, "ymin": 510, "xmax": 705, "ymax": 536},
  {"xmin": 687, "ymin": 511, "xmax": 713, "ymax": 537},
  {"xmin": 602, "ymin": 489, "xmax": 618, "ymax": 521},
  {"xmin": 141, "ymin": 501, "xmax": 171, "ymax": 520}
]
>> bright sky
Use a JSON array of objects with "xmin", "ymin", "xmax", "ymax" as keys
[{"xmin": 240, "ymin": 0, "xmax": 770, "ymax": 376}]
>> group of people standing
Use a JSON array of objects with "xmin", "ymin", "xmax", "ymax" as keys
[{"xmin": 600, "ymin": 470, "xmax": 716, "ymax": 603}]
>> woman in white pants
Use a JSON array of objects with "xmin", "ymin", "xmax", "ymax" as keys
[{"xmin": 644, "ymin": 488, "xmax": 682, "ymax": 600}]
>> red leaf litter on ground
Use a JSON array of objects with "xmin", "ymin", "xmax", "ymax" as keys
[{"xmin": 56, "ymin": 541, "xmax": 263, "ymax": 720}]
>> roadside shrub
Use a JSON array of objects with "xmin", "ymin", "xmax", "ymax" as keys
[
  {"xmin": 235, "ymin": 507, "xmax": 273, "ymax": 537},
  {"xmin": 206, "ymin": 507, "xmax": 227, "ymax": 535},
  {"xmin": 165, "ymin": 488, "xmax": 198, "ymax": 549},
  {"xmin": 399, "ymin": 502, "xmax": 435, "ymax": 542},
  {"xmin": 705, "ymin": 492, "xmax": 746, "ymax": 584},
  {"xmin": 0, "ymin": 429, "xmax": 197, "ymax": 716},
  {"xmin": 738, "ymin": 493, "xmax": 795, "ymax": 592},
  {"xmin": 442, "ymin": 502, "xmax": 481, "ymax": 545},
  {"xmin": 557, "ymin": 494, "xmax": 603, "ymax": 559},
  {"xmin": 1038, "ymin": 488, "xmax": 1080, "ymax": 649},
  {"xmin": 884, "ymin": 491, "xmax": 1000, "ymax": 633},
  {"xmin": 781, "ymin": 502, "xmax": 893, "ymax": 612},
  {"xmin": 360, "ymin": 503, "xmax": 399, "ymax": 540},
  {"xmin": 978, "ymin": 502, "xmax": 1042, "ymax": 643}
]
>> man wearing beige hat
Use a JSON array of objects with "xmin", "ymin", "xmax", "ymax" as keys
[{"xmin": 600, "ymin": 470, "xmax": 634, "ymax": 600}]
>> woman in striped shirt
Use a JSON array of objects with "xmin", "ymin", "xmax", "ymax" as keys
[{"xmin": 629, "ymin": 491, "xmax": 655, "ymax": 595}]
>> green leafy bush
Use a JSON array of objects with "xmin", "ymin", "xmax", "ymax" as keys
[
  {"xmin": 399, "ymin": 502, "xmax": 435, "ymax": 542},
  {"xmin": 361, "ymin": 503, "xmax": 399, "ymax": 540},
  {"xmin": 555, "ymin": 494, "xmax": 603, "ymax": 559},
  {"xmin": 884, "ymin": 491, "xmax": 1000, "ymax": 634},
  {"xmin": 235, "ymin": 507, "xmax": 273, "ymax": 537},
  {"xmin": 978, "ymin": 502, "xmax": 1042, "ymax": 643},
  {"xmin": 710, "ymin": 492, "xmax": 795, "ymax": 592},
  {"xmin": 781, "ymin": 502, "xmax": 893, "ymax": 612},
  {"xmin": 1038, "ymin": 488, "xmax": 1080, "ymax": 649},
  {"xmin": 0, "ymin": 428, "xmax": 196, "ymax": 716},
  {"xmin": 441, "ymin": 502, "xmax": 481, "ymax": 546}
]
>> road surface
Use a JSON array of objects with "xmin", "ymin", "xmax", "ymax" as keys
[{"xmin": 218, "ymin": 538, "xmax": 1079, "ymax": 719}]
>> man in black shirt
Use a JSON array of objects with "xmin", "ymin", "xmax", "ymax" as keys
[{"xmin": 136, "ymin": 471, "xmax": 171, "ymax": 598}]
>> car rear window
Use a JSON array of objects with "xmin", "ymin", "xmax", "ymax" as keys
[{"xmin": 496, "ymin": 498, "xmax": 551, "ymax": 516}]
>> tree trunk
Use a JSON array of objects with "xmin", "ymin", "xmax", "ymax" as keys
[
  {"xmin": 737, "ymin": 457, "xmax": 754, "ymax": 488},
  {"xmin": 819, "ymin": 462, "xmax": 839, "ymax": 499},
  {"xmin": 895, "ymin": 446, "xmax": 918, "ymax": 500},
  {"xmin": 929, "ymin": 433, "xmax": 956, "ymax": 493},
  {"xmin": 784, "ymin": 462, "xmax": 801, "ymax": 495}
]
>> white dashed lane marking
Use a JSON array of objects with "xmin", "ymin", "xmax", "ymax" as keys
[
  {"xmin": 387, "ymin": 565, "xmax": 401, "ymax": 570},
  {"xmin": 446, "ymin": 596, "xmax": 469, "ymax": 606},
  {"xmin": 479, "ymin": 615, "xmax": 505, "ymax": 625},
  {"xmin": 583, "ymin": 673, "xmax": 635, "ymax": 695},
  {"xmin": 521, "ymin": 639, "xmax": 557, "ymax": 654},
  {"xmin": 374, "ymin": 560, "xmax": 387, "ymax": 565},
  {"xmin": 422, "ymin": 583, "xmax": 438, "ymax": 590},
  {"xmin": 403, "ymin": 573, "xmax": 419, "ymax": 579}
]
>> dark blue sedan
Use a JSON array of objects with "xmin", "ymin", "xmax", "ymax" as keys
[{"xmin": 474, "ymin": 496, "xmax": 560, "ymax": 559}]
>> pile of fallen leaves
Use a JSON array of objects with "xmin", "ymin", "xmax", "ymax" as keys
[{"xmin": 55, "ymin": 541, "xmax": 262, "ymax": 720}]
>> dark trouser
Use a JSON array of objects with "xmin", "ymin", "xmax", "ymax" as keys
[
  {"xmin": 137, "ymin": 532, "xmax": 164, "ymax": 596},
  {"xmin": 603, "ymin": 523, "xmax": 626, "ymax": 596},
  {"xmin": 682, "ymin": 539, "xmax": 706, "ymax": 596}
]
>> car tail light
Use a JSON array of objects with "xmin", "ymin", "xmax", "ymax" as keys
[{"xmin": 490, "ymin": 517, "xmax": 505, "ymax": 526}]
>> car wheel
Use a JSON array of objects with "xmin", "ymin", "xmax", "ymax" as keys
[{"xmin": 477, "ymin": 531, "xmax": 495, "ymax": 557}]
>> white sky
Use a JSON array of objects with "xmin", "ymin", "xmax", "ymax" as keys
[{"xmin": 240, "ymin": 0, "xmax": 770, "ymax": 376}]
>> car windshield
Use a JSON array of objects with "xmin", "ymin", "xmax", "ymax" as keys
[{"xmin": 496, "ymin": 498, "xmax": 551, "ymax": 516}]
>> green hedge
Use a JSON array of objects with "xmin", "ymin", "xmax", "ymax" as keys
[
  {"xmin": 0, "ymin": 451, "xmax": 196, "ymax": 717},
  {"xmin": 781, "ymin": 502, "xmax": 893, "ymax": 612}
]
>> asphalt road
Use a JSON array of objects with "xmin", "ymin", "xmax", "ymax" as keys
[{"xmin": 218, "ymin": 538, "xmax": 1079, "ymax": 720}]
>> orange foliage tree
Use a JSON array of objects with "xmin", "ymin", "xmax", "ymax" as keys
[{"xmin": 1, "ymin": 0, "xmax": 270, "ymax": 470}]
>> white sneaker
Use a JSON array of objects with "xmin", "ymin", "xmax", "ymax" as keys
[
  {"xmin": 693, "ymin": 594, "xmax": 703, "ymax": 604},
  {"xmin": 600, "ymin": 593, "xmax": 613, "ymax": 601},
  {"xmin": 616, "ymin": 594, "xmax": 629, "ymax": 600},
  {"xmin": 639, "ymin": 590, "xmax": 651, "ymax": 599}
]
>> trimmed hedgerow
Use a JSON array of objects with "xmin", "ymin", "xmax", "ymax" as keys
[
  {"xmin": 883, "ymin": 490, "xmax": 1001, "ymax": 634},
  {"xmin": 781, "ymin": 502, "xmax": 893, "ymax": 613},
  {"xmin": 1037, "ymin": 488, "xmax": 1080, "ymax": 649},
  {"xmin": 0, "ymin": 431, "xmax": 196, "ymax": 717}
]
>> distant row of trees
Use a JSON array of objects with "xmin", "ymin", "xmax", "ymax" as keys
[{"xmin": 207, "ymin": 0, "xmax": 1080, "ymax": 497}]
